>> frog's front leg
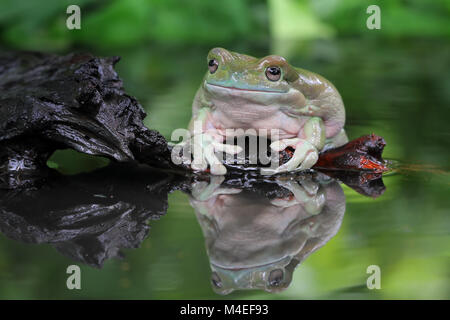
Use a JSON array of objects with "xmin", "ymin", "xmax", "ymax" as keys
[
  {"xmin": 188, "ymin": 107, "xmax": 242, "ymax": 175},
  {"xmin": 191, "ymin": 176, "xmax": 242, "ymax": 201},
  {"xmin": 270, "ymin": 179, "xmax": 326, "ymax": 215},
  {"xmin": 262, "ymin": 117, "xmax": 325, "ymax": 175}
]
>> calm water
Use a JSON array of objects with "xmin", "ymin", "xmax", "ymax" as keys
[{"xmin": 0, "ymin": 39, "xmax": 449, "ymax": 299}]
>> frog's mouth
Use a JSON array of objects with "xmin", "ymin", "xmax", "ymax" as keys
[
  {"xmin": 210, "ymin": 255, "xmax": 291, "ymax": 271},
  {"xmin": 205, "ymin": 82, "xmax": 287, "ymax": 94}
]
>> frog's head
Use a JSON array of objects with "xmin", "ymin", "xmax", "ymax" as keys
[
  {"xmin": 204, "ymin": 47, "xmax": 299, "ymax": 94},
  {"xmin": 199, "ymin": 48, "xmax": 345, "ymax": 138},
  {"xmin": 209, "ymin": 257, "xmax": 295, "ymax": 295}
]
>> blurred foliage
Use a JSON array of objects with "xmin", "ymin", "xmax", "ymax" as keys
[
  {"xmin": 317, "ymin": 0, "xmax": 450, "ymax": 37},
  {"xmin": 0, "ymin": 0, "xmax": 449, "ymax": 52},
  {"xmin": 0, "ymin": 0, "xmax": 449, "ymax": 300},
  {"xmin": 0, "ymin": 0, "xmax": 269, "ymax": 51}
]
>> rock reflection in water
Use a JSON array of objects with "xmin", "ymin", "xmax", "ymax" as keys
[{"xmin": 0, "ymin": 164, "xmax": 181, "ymax": 268}]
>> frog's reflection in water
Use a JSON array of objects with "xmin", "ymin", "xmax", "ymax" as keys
[{"xmin": 189, "ymin": 174, "xmax": 346, "ymax": 294}]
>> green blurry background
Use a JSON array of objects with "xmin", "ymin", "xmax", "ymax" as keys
[{"xmin": 0, "ymin": 0, "xmax": 449, "ymax": 299}]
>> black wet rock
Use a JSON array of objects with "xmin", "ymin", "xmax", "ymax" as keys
[{"xmin": 0, "ymin": 51, "xmax": 175, "ymax": 189}]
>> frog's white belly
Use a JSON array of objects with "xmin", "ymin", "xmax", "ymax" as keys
[{"xmin": 209, "ymin": 102, "xmax": 306, "ymax": 140}]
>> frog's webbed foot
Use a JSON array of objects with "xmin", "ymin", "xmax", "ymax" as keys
[
  {"xmin": 190, "ymin": 132, "xmax": 242, "ymax": 175},
  {"xmin": 191, "ymin": 176, "xmax": 241, "ymax": 201},
  {"xmin": 261, "ymin": 138, "xmax": 318, "ymax": 175},
  {"xmin": 270, "ymin": 179, "xmax": 325, "ymax": 214}
]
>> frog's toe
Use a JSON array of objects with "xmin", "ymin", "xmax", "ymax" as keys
[
  {"xmin": 280, "ymin": 140, "xmax": 317, "ymax": 171},
  {"xmin": 191, "ymin": 176, "xmax": 242, "ymax": 201},
  {"xmin": 269, "ymin": 138, "xmax": 300, "ymax": 152},
  {"xmin": 271, "ymin": 180, "xmax": 325, "ymax": 214},
  {"xmin": 261, "ymin": 140, "xmax": 317, "ymax": 175},
  {"xmin": 204, "ymin": 144, "xmax": 228, "ymax": 175},
  {"xmin": 210, "ymin": 163, "xmax": 227, "ymax": 175},
  {"xmin": 260, "ymin": 158, "xmax": 301, "ymax": 175},
  {"xmin": 298, "ymin": 149, "xmax": 318, "ymax": 170},
  {"xmin": 191, "ymin": 160, "xmax": 208, "ymax": 171},
  {"xmin": 303, "ymin": 191, "xmax": 326, "ymax": 215},
  {"xmin": 260, "ymin": 166, "xmax": 280, "ymax": 175},
  {"xmin": 299, "ymin": 179, "xmax": 320, "ymax": 195},
  {"xmin": 270, "ymin": 180, "xmax": 307, "ymax": 207},
  {"xmin": 191, "ymin": 149, "xmax": 208, "ymax": 171},
  {"xmin": 191, "ymin": 176, "xmax": 224, "ymax": 201},
  {"xmin": 191, "ymin": 180, "xmax": 212, "ymax": 200}
]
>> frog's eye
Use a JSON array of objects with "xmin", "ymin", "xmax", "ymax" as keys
[
  {"xmin": 265, "ymin": 66, "xmax": 281, "ymax": 81},
  {"xmin": 208, "ymin": 59, "xmax": 219, "ymax": 74},
  {"xmin": 268, "ymin": 269, "xmax": 284, "ymax": 287}
]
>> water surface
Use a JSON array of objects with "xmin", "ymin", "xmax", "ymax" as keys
[{"xmin": 0, "ymin": 39, "xmax": 448, "ymax": 299}]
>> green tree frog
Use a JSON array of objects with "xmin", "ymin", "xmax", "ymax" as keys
[{"xmin": 188, "ymin": 48, "xmax": 348, "ymax": 175}]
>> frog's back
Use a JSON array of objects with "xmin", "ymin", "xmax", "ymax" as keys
[{"xmin": 290, "ymin": 66, "xmax": 347, "ymax": 143}]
